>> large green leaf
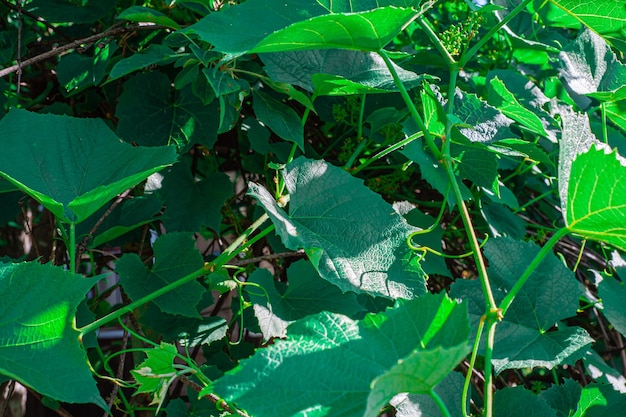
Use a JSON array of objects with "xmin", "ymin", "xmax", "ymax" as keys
[
  {"xmin": 390, "ymin": 372, "xmax": 465, "ymax": 417},
  {"xmin": 453, "ymin": 88, "xmax": 516, "ymax": 143},
  {"xmin": 117, "ymin": 233, "xmax": 205, "ymax": 317},
  {"xmin": 547, "ymin": 0, "xmax": 626, "ymax": 53},
  {"xmin": 214, "ymin": 293, "xmax": 470, "ymax": 417},
  {"xmin": 0, "ymin": 109, "xmax": 177, "ymax": 224},
  {"xmin": 117, "ymin": 6, "xmax": 181, "ymax": 29},
  {"xmin": 451, "ymin": 237, "xmax": 591, "ymax": 373},
  {"xmin": 248, "ymin": 157, "xmax": 426, "ymax": 299},
  {"xmin": 565, "ymin": 144, "xmax": 626, "ymax": 251},
  {"xmin": 109, "ymin": 44, "xmax": 179, "ymax": 80},
  {"xmin": 116, "ymin": 72, "xmax": 219, "ymax": 148},
  {"xmin": 246, "ymin": 7, "xmax": 418, "ymax": 54},
  {"xmin": 494, "ymin": 386, "xmax": 556, "ymax": 417},
  {"xmin": 262, "ymin": 49, "xmax": 426, "ymax": 95},
  {"xmin": 0, "ymin": 262, "xmax": 106, "ymax": 409},
  {"xmin": 247, "ymin": 262, "xmax": 366, "ymax": 340},
  {"xmin": 183, "ymin": 0, "xmax": 433, "ymax": 56}
]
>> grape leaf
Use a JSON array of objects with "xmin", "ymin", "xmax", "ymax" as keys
[
  {"xmin": 451, "ymin": 237, "xmax": 591, "ymax": 373},
  {"xmin": 252, "ymin": 89, "xmax": 304, "ymax": 150},
  {"xmin": 247, "ymin": 262, "xmax": 366, "ymax": 340},
  {"xmin": 0, "ymin": 262, "xmax": 106, "ymax": 409},
  {"xmin": 494, "ymin": 386, "xmax": 556, "ymax": 417},
  {"xmin": 214, "ymin": 293, "xmax": 470, "ymax": 417},
  {"xmin": 131, "ymin": 342, "xmax": 177, "ymax": 408},
  {"xmin": 248, "ymin": 157, "xmax": 426, "ymax": 299},
  {"xmin": 0, "ymin": 109, "xmax": 177, "ymax": 224},
  {"xmin": 599, "ymin": 276, "xmax": 626, "ymax": 338},
  {"xmin": 117, "ymin": 233, "xmax": 205, "ymax": 317}
]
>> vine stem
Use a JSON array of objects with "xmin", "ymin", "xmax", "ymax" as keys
[
  {"xmin": 78, "ymin": 213, "xmax": 271, "ymax": 336},
  {"xmin": 430, "ymin": 388, "xmax": 452, "ymax": 417},
  {"xmin": 459, "ymin": 0, "xmax": 534, "ymax": 67},
  {"xmin": 499, "ymin": 227, "xmax": 569, "ymax": 316}
]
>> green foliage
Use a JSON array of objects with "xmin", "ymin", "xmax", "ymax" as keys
[{"xmin": 0, "ymin": 0, "xmax": 625, "ymax": 416}]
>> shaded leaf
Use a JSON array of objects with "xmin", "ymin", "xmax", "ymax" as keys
[
  {"xmin": 453, "ymin": 88, "xmax": 515, "ymax": 143},
  {"xmin": 0, "ymin": 109, "xmax": 177, "ymax": 224},
  {"xmin": 248, "ymin": 157, "xmax": 426, "ymax": 299},
  {"xmin": 159, "ymin": 159, "xmax": 231, "ymax": 233},
  {"xmin": 27, "ymin": 0, "xmax": 114, "ymax": 24},
  {"xmin": 247, "ymin": 262, "xmax": 366, "ymax": 340},
  {"xmin": 599, "ymin": 276, "xmax": 626, "ymax": 338},
  {"xmin": 457, "ymin": 147, "xmax": 499, "ymax": 193},
  {"xmin": 0, "ymin": 262, "xmax": 106, "ymax": 409},
  {"xmin": 262, "ymin": 49, "xmax": 425, "ymax": 95},
  {"xmin": 57, "ymin": 43, "xmax": 116, "ymax": 95},
  {"xmin": 116, "ymin": 72, "xmax": 219, "ymax": 148},
  {"xmin": 540, "ymin": 378, "xmax": 582, "ymax": 417},
  {"xmin": 451, "ymin": 237, "xmax": 590, "ymax": 373},
  {"xmin": 109, "ymin": 44, "xmax": 179, "ymax": 80},
  {"xmin": 252, "ymin": 89, "xmax": 304, "ymax": 150},
  {"xmin": 214, "ymin": 293, "xmax": 470, "ymax": 417},
  {"xmin": 494, "ymin": 386, "xmax": 556, "ymax": 417},
  {"xmin": 117, "ymin": 233, "xmax": 205, "ymax": 317}
]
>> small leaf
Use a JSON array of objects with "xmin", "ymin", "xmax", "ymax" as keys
[
  {"xmin": 599, "ymin": 276, "xmax": 626, "ymax": 338},
  {"xmin": 390, "ymin": 372, "xmax": 466, "ymax": 417},
  {"xmin": 457, "ymin": 147, "xmax": 499, "ymax": 193},
  {"xmin": 540, "ymin": 378, "xmax": 582, "ymax": 417},
  {"xmin": 0, "ymin": 262, "xmax": 106, "ymax": 409},
  {"xmin": 248, "ymin": 157, "xmax": 426, "ymax": 299},
  {"xmin": 0, "ymin": 109, "xmax": 177, "ymax": 224},
  {"xmin": 117, "ymin": 6, "xmax": 180, "ymax": 29},
  {"xmin": 453, "ymin": 88, "xmax": 515, "ymax": 143},
  {"xmin": 214, "ymin": 293, "xmax": 470, "ymax": 417},
  {"xmin": 247, "ymin": 261, "xmax": 366, "ymax": 340},
  {"xmin": 109, "ymin": 44, "xmax": 179, "ymax": 80},
  {"xmin": 117, "ymin": 233, "xmax": 205, "ymax": 317},
  {"xmin": 159, "ymin": 158, "xmax": 231, "ymax": 233},
  {"xmin": 252, "ymin": 89, "xmax": 304, "ymax": 150},
  {"xmin": 131, "ymin": 342, "xmax": 177, "ymax": 407}
]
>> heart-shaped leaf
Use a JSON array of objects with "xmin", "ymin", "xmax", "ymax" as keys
[
  {"xmin": 0, "ymin": 262, "xmax": 106, "ymax": 409},
  {"xmin": 0, "ymin": 109, "xmax": 177, "ymax": 224}
]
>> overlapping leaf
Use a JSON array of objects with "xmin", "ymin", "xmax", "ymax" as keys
[
  {"xmin": 247, "ymin": 262, "xmax": 366, "ymax": 340},
  {"xmin": 0, "ymin": 262, "xmax": 106, "ymax": 409},
  {"xmin": 248, "ymin": 157, "xmax": 426, "ymax": 299},
  {"xmin": 262, "ymin": 49, "xmax": 425, "ymax": 95},
  {"xmin": 548, "ymin": 0, "xmax": 626, "ymax": 53},
  {"xmin": 116, "ymin": 72, "xmax": 219, "ymax": 148},
  {"xmin": 214, "ymin": 293, "xmax": 470, "ymax": 417},
  {"xmin": 117, "ymin": 233, "xmax": 205, "ymax": 317},
  {"xmin": 451, "ymin": 237, "xmax": 591, "ymax": 373},
  {"xmin": 599, "ymin": 276, "xmax": 626, "ymax": 338},
  {"xmin": 0, "ymin": 109, "xmax": 177, "ymax": 224},
  {"xmin": 183, "ymin": 0, "xmax": 433, "ymax": 56}
]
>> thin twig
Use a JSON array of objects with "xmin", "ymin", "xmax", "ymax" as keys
[
  {"xmin": 75, "ymin": 189, "xmax": 132, "ymax": 270},
  {"xmin": 102, "ymin": 330, "xmax": 129, "ymax": 417},
  {"xmin": 0, "ymin": 380, "xmax": 16, "ymax": 417},
  {"xmin": 0, "ymin": 24, "xmax": 168, "ymax": 79},
  {"xmin": 15, "ymin": 0, "xmax": 22, "ymax": 93},
  {"xmin": 178, "ymin": 375, "xmax": 250, "ymax": 417},
  {"xmin": 0, "ymin": 0, "xmax": 71, "ymax": 41}
]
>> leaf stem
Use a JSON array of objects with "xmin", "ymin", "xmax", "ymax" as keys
[
  {"xmin": 498, "ymin": 227, "xmax": 569, "ymax": 316},
  {"xmin": 430, "ymin": 388, "xmax": 452, "ymax": 417},
  {"xmin": 79, "ymin": 214, "xmax": 271, "ymax": 335},
  {"xmin": 416, "ymin": 16, "xmax": 456, "ymax": 66},
  {"xmin": 459, "ymin": 0, "xmax": 533, "ymax": 68},
  {"xmin": 462, "ymin": 316, "xmax": 485, "ymax": 417},
  {"xmin": 69, "ymin": 222, "xmax": 76, "ymax": 273},
  {"xmin": 344, "ymin": 93, "xmax": 368, "ymax": 169},
  {"xmin": 377, "ymin": 49, "xmax": 441, "ymax": 161},
  {"xmin": 353, "ymin": 131, "xmax": 423, "ymax": 174}
]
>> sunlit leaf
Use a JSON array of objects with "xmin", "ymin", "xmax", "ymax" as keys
[
  {"xmin": 0, "ymin": 262, "xmax": 106, "ymax": 409},
  {"xmin": 214, "ymin": 293, "xmax": 470, "ymax": 417}
]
